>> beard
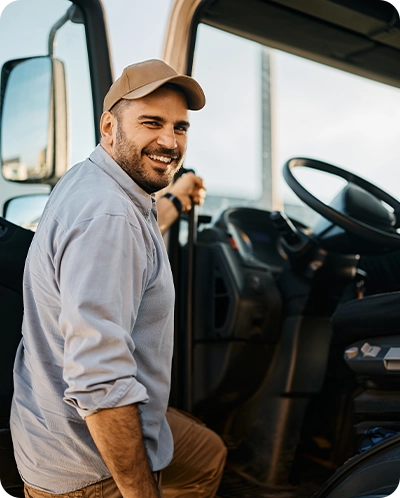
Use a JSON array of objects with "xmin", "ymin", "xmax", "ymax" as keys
[{"xmin": 113, "ymin": 124, "xmax": 183, "ymax": 194}]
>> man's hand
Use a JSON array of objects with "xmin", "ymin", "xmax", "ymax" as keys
[
  {"xmin": 156, "ymin": 173, "xmax": 206, "ymax": 235},
  {"xmin": 86, "ymin": 404, "xmax": 160, "ymax": 498},
  {"xmin": 169, "ymin": 172, "xmax": 206, "ymax": 213}
]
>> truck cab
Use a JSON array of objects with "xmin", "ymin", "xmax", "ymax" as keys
[{"xmin": 2, "ymin": 0, "xmax": 400, "ymax": 496}]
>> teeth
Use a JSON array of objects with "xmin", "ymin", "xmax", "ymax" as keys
[{"xmin": 148, "ymin": 154, "xmax": 173, "ymax": 164}]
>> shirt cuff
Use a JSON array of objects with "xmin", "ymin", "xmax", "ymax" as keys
[{"xmin": 64, "ymin": 377, "xmax": 149, "ymax": 419}]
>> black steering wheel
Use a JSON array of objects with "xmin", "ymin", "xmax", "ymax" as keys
[{"xmin": 283, "ymin": 157, "xmax": 400, "ymax": 248}]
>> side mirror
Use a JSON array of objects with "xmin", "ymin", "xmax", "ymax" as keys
[
  {"xmin": 0, "ymin": 56, "xmax": 68, "ymax": 185},
  {"xmin": 3, "ymin": 194, "xmax": 49, "ymax": 231}
]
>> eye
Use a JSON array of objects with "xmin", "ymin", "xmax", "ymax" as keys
[
  {"xmin": 175, "ymin": 125, "xmax": 188, "ymax": 134},
  {"xmin": 142, "ymin": 121, "xmax": 161, "ymax": 128}
]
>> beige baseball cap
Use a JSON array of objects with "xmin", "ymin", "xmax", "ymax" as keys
[{"xmin": 103, "ymin": 59, "xmax": 206, "ymax": 112}]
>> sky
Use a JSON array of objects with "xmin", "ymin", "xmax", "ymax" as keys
[{"xmin": 101, "ymin": 0, "xmax": 174, "ymax": 77}]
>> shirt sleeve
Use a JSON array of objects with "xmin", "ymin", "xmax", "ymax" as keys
[{"xmin": 56, "ymin": 213, "xmax": 150, "ymax": 418}]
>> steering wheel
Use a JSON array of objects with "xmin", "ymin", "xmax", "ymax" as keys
[{"xmin": 283, "ymin": 157, "xmax": 400, "ymax": 248}]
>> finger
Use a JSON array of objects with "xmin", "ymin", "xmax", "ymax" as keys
[
  {"xmin": 191, "ymin": 194, "xmax": 205, "ymax": 206},
  {"xmin": 195, "ymin": 177, "xmax": 205, "ymax": 189}
]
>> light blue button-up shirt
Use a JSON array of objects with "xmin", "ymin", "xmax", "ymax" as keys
[{"xmin": 10, "ymin": 145, "xmax": 175, "ymax": 493}]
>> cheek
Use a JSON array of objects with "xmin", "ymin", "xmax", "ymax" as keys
[
  {"xmin": 177, "ymin": 136, "xmax": 187, "ymax": 154},
  {"xmin": 144, "ymin": 132, "xmax": 168, "ymax": 151},
  {"xmin": 127, "ymin": 127, "xmax": 154, "ymax": 148}
]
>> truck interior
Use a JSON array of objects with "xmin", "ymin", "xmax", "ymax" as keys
[{"xmin": 2, "ymin": 0, "xmax": 400, "ymax": 497}]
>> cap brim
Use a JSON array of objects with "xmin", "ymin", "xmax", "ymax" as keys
[{"xmin": 122, "ymin": 75, "xmax": 205, "ymax": 111}]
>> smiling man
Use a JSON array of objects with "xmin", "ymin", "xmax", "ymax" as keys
[{"xmin": 11, "ymin": 60, "xmax": 226, "ymax": 498}]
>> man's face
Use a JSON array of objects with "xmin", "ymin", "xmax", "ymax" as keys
[{"xmin": 111, "ymin": 87, "xmax": 189, "ymax": 194}]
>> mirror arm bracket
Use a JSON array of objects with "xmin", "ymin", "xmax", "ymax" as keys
[{"xmin": 48, "ymin": 5, "xmax": 83, "ymax": 57}]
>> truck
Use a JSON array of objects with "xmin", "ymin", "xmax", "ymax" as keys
[{"xmin": 1, "ymin": 0, "xmax": 400, "ymax": 496}]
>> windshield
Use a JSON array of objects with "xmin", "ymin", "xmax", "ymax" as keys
[{"xmin": 187, "ymin": 23, "xmax": 400, "ymax": 227}]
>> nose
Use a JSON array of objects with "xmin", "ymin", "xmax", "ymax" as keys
[{"xmin": 157, "ymin": 125, "xmax": 177, "ymax": 149}]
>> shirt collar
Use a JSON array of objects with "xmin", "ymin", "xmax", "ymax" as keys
[{"xmin": 89, "ymin": 144, "xmax": 156, "ymax": 220}]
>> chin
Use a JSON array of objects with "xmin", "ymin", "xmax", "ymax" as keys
[{"xmin": 139, "ymin": 178, "xmax": 171, "ymax": 195}]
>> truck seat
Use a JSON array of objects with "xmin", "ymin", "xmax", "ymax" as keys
[
  {"xmin": 0, "ymin": 217, "xmax": 33, "ymax": 426},
  {"xmin": 331, "ymin": 292, "xmax": 400, "ymax": 346}
]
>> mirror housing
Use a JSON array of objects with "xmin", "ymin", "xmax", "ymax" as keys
[{"xmin": 0, "ymin": 56, "xmax": 68, "ymax": 185}]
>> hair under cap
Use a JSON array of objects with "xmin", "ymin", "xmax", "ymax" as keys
[{"xmin": 103, "ymin": 59, "xmax": 206, "ymax": 112}]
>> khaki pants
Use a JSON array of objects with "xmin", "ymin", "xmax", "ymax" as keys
[{"xmin": 24, "ymin": 407, "xmax": 227, "ymax": 498}]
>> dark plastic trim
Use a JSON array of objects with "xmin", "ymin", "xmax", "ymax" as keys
[{"xmin": 71, "ymin": 0, "xmax": 113, "ymax": 142}]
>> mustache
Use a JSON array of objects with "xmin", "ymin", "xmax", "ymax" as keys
[{"xmin": 143, "ymin": 147, "xmax": 180, "ymax": 161}]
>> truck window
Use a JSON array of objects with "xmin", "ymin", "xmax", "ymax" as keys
[
  {"xmin": 188, "ymin": 23, "xmax": 400, "ymax": 227},
  {"xmin": 0, "ymin": 0, "xmax": 95, "ymax": 221},
  {"xmin": 186, "ymin": 25, "xmax": 264, "ymax": 215}
]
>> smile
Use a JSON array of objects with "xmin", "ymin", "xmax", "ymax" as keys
[{"xmin": 147, "ymin": 153, "xmax": 174, "ymax": 164}]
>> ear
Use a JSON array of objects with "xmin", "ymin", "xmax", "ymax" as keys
[{"xmin": 100, "ymin": 111, "xmax": 116, "ymax": 146}]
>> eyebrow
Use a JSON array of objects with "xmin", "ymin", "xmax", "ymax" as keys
[{"xmin": 138, "ymin": 115, "xmax": 190, "ymax": 129}]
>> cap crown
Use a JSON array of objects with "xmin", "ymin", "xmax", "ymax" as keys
[{"xmin": 103, "ymin": 59, "xmax": 205, "ymax": 112}]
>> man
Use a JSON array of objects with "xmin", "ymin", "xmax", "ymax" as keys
[{"xmin": 11, "ymin": 59, "xmax": 226, "ymax": 498}]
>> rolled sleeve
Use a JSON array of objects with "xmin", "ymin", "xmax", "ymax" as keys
[{"xmin": 57, "ymin": 213, "xmax": 150, "ymax": 418}]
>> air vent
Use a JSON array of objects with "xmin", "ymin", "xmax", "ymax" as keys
[{"xmin": 213, "ymin": 268, "xmax": 230, "ymax": 330}]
